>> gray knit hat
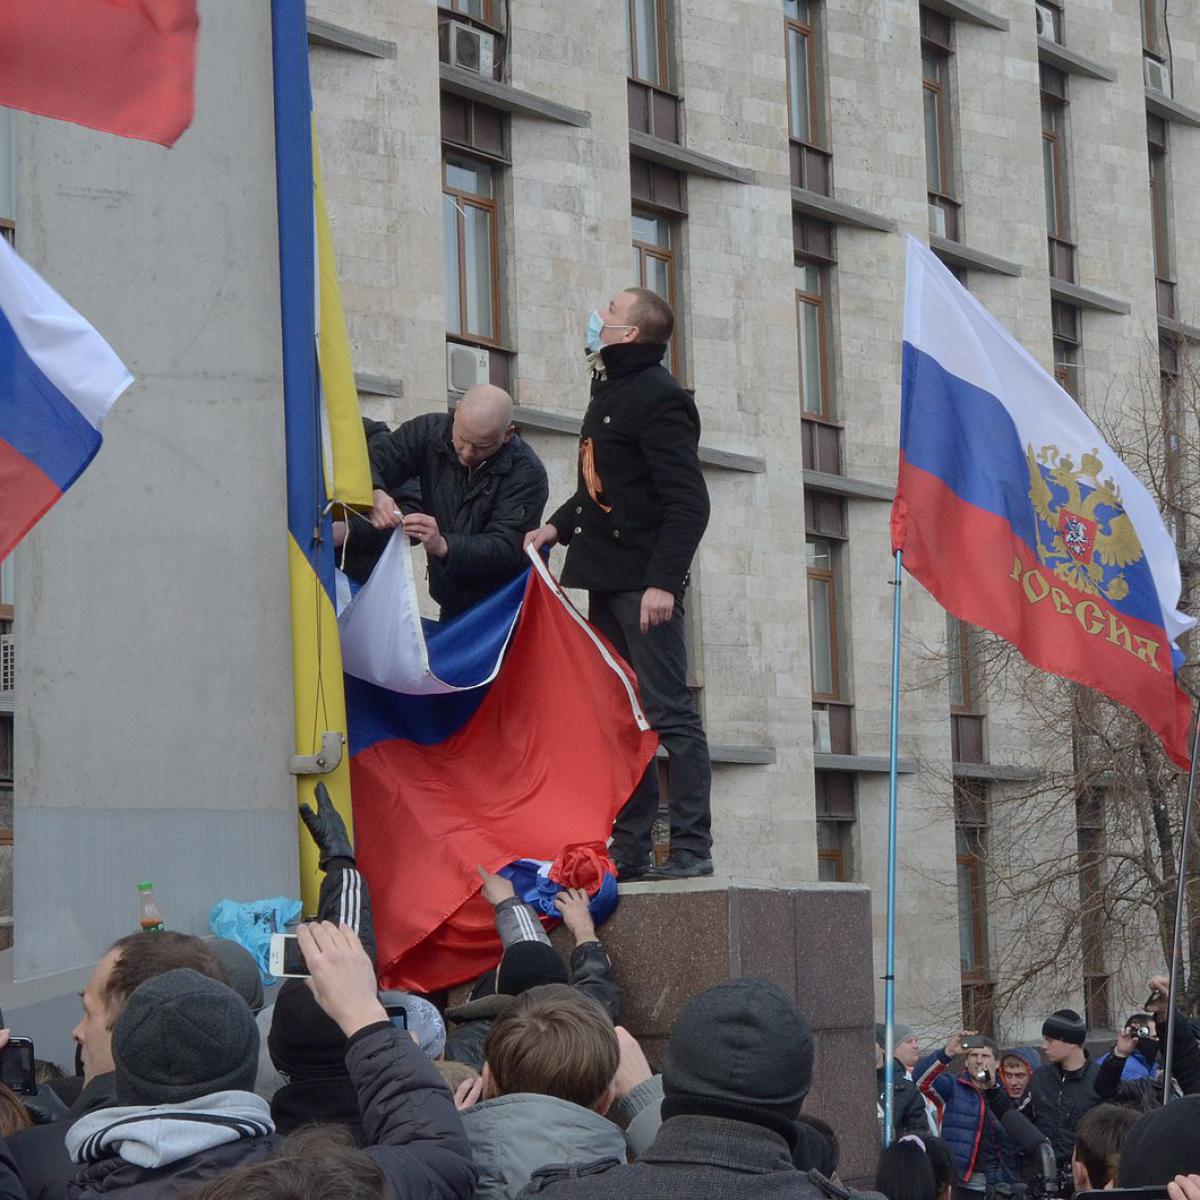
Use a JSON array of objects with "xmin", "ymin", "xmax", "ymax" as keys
[
  {"xmin": 204, "ymin": 937, "xmax": 265, "ymax": 1014},
  {"xmin": 113, "ymin": 968, "xmax": 259, "ymax": 1105},
  {"xmin": 875, "ymin": 1023, "xmax": 914, "ymax": 1048},
  {"xmin": 1041, "ymin": 1008, "xmax": 1087, "ymax": 1046}
]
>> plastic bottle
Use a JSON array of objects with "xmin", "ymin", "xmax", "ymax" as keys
[{"xmin": 137, "ymin": 881, "xmax": 164, "ymax": 932}]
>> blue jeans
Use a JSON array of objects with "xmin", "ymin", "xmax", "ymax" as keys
[{"xmin": 588, "ymin": 589, "xmax": 713, "ymax": 861}]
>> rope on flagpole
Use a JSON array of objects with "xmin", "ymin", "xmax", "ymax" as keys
[{"xmin": 883, "ymin": 549, "xmax": 903, "ymax": 1144}]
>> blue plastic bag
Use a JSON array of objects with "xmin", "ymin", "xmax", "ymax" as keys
[{"xmin": 209, "ymin": 896, "xmax": 303, "ymax": 984}]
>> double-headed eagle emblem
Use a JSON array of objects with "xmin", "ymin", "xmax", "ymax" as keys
[{"xmin": 1026, "ymin": 445, "xmax": 1145, "ymax": 603}]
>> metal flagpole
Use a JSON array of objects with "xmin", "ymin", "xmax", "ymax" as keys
[
  {"xmin": 883, "ymin": 549, "xmax": 904, "ymax": 1144},
  {"xmin": 1161, "ymin": 706, "xmax": 1200, "ymax": 1103}
]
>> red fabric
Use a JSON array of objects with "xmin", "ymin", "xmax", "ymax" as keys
[
  {"xmin": 0, "ymin": 0, "xmax": 198, "ymax": 147},
  {"xmin": 895, "ymin": 455, "xmax": 1194, "ymax": 769},
  {"xmin": 0, "ymin": 439, "xmax": 62, "ymax": 562},
  {"xmin": 351, "ymin": 571, "xmax": 659, "ymax": 993},
  {"xmin": 549, "ymin": 842, "xmax": 616, "ymax": 893}
]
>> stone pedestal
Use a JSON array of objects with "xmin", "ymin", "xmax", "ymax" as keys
[{"xmin": 549, "ymin": 878, "xmax": 880, "ymax": 1184}]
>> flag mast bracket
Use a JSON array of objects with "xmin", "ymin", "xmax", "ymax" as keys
[{"xmin": 288, "ymin": 730, "xmax": 345, "ymax": 776}]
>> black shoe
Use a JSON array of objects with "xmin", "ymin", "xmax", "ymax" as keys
[
  {"xmin": 614, "ymin": 860, "xmax": 651, "ymax": 883},
  {"xmin": 645, "ymin": 850, "xmax": 714, "ymax": 880}
]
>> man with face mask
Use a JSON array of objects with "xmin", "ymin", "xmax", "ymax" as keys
[{"xmin": 526, "ymin": 289, "xmax": 712, "ymax": 881}]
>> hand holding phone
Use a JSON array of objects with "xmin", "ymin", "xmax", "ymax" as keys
[
  {"xmin": 0, "ymin": 1035, "xmax": 37, "ymax": 1096},
  {"xmin": 268, "ymin": 933, "xmax": 309, "ymax": 978}
]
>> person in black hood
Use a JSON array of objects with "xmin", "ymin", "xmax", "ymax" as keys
[{"xmin": 526, "ymin": 288, "xmax": 712, "ymax": 883}]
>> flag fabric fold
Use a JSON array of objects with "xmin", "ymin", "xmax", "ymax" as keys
[
  {"xmin": 346, "ymin": 546, "xmax": 659, "ymax": 993},
  {"xmin": 0, "ymin": 238, "xmax": 133, "ymax": 561},
  {"xmin": 0, "ymin": 0, "xmax": 198, "ymax": 147},
  {"xmin": 893, "ymin": 236, "xmax": 1194, "ymax": 768}
]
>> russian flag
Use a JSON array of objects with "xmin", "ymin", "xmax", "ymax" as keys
[
  {"xmin": 893, "ymin": 237, "xmax": 1194, "ymax": 769},
  {"xmin": 0, "ymin": 238, "xmax": 133, "ymax": 563},
  {"xmin": 340, "ymin": 538, "xmax": 659, "ymax": 992}
]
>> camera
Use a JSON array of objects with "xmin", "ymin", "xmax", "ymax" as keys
[
  {"xmin": 0, "ymin": 1037, "xmax": 37, "ymax": 1097},
  {"xmin": 1128, "ymin": 1024, "xmax": 1151, "ymax": 1039}
]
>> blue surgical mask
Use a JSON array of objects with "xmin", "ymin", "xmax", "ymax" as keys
[{"xmin": 585, "ymin": 310, "xmax": 606, "ymax": 353}]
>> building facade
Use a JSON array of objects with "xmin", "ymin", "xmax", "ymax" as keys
[{"xmin": 2, "ymin": 0, "xmax": 1197, "ymax": 1051}]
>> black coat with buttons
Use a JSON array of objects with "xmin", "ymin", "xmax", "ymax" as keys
[
  {"xmin": 369, "ymin": 412, "xmax": 548, "ymax": 619},
  {"xmin": 549, "ymin": 344, "xmax": 709, "ymax": 599}
]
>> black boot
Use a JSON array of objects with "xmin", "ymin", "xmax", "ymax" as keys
[{"xmin": 645, "ymin": 849, "xmax": 714, "ymax": 880}]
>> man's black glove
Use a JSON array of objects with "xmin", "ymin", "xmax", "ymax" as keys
[{"xmin": 298, "ymin": 782, "xmax": 355, "ymax": 870}]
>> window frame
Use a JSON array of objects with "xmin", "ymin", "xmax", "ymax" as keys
[
  {"xmin": 795, "ymin": 260, "xmax": 832, "ymax": 422},
  {"xmin": 442, "ymin": 153, "xmax": 503, "ymax": 349},
  {"xmin": 439, "ymin": 0, "xmax": 502, "ymax": 32},
  {"xmin": 784, "ymin": 4, "xmax": 822, "ymax": 149},
  {"xmin": 631, "ymin": 207, "xmax": 682, "ymax": 378},
  {"xmin": 806, "ymin": 535, "xmax": 842, "ymax": 702},
  {"xmin": 1052, "ymin": 300, "xmax": 1081, "ymax": 402},
  {"xmin": 922, "ymin": 48, "xmax": 955, "ymax": 207},
  {"xmin": 955, "ymin": 780, "xmax": 990, "ymax": 981},
  {"xmin": 627, "ymin": 0, "xmax": 671, "ymax": 91},
  {"xmin": 1149, "ymin": 142, "xmax": 1172, "ymax": 285}
]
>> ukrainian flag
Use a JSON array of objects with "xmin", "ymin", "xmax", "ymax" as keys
[{"xmin": 270, "ymin": 0, "xmax": 372, "ymax": 912}]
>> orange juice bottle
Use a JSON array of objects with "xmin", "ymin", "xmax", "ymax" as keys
[{"xmin": 137, "ymin": 881, "xmax": 164, "ymax": 932}]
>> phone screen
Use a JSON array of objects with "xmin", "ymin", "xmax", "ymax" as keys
[
  {"xmin": 281, "ymin": 936, "xmax": 309, "ymax": 977},
  {"xmin": 384, "ymin": 1004, "xmax": 408, "ymax": 1030},
  {"xmin": 0, "ymin": 1040, "xmax": 37, "ymax": 1096}
]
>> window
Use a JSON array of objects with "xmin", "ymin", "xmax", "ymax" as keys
[
  {"xmin": 631, "ymin": 209, "xmax": 681, "ymax": 375},
  {"xmin": 921, "ymin": 9, "xmax": 958, "ymax": 240},
  {"xmin": 795, "ymin": 218, "xmax": 839, "ymax": 473},
  {"xmin": 796, "ymin": 264, "xmax": 830, "ymax": 420},
  {"xmin": 948, "ymin": 615, "xmax": 985, "ymax": 763},
  {"xmin": 1141, "ymin": 0, "xmax": 1168, "ymax": 60},
  {"xmin": 442, "ymin": 0, "xmax": 498, "ymax": 23},
  {"xmin": 815, "ymin": 770, "xmax": 856, "ymax": 881},
  {"xmin": 0, "ymin": 718, "xmax": 10, "ymax": 784},
  {"xmin": 1041, "ymin": 68, "xmax": 1073, "ymax": 282},
  {"xmin": 0, "ymin": 555, "xmax": 12, "ymax": 621},
  {"xmin": 1077, "ymin": 790, "xmax": 1110, "ymax": 1030},
  {"xmin": 955, "ymin": 780, "xmax": 989, "ymax": 978},
  {"xmin": 442, "ymin": 155, "xmax": 501, "ymax": 345},
  {"xmin": 1038, "ymin": 0, "xmax": 1064, "ymax": 42},
  {"xmin": 0, "ymin": 105, "xmax": 13, "ymax": 245},
  {"xmin": 627, "ymin": 0, "xmax": 668, "ymax": 88},
  {"xmin": 1148, "ymin": 116, "xmax": 1174, "ymax": 317},
  {"xmin": 806, "ymin": 537, "xmax": 842, "ymax": 700},
  {"xmin": 1052, "ymin": 301, "xmax": 1081, "ymax": 403},
  {"xmin": 784, "ymin": 1, "xmax": 830, "ymax": 192}
]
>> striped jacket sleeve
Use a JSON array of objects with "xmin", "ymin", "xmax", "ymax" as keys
[
  {"xmin": 316, "ymin": 863, "xmax": 377, "ymax": 968},
  {"xmin": 493, "ymin": 897, "xmax": 552, "ymax": 947}
]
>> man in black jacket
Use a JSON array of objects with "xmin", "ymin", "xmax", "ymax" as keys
[
  {"xmin": 364, "ymin": 386, "xmax": 548, "ymax": 620},
  {"xmin": 1025, "ymin": 1009, "xmax": 1101, "ymax": 1182},
  {"xmin": 527, "ymin": 289, "xmax": 712, "ymax": 881},
  {"xmin": 874, "ymin": 1023, "xmax": 930, "ymax": 1137}
]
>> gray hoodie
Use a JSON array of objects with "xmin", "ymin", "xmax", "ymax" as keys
[{"xmin": 462, "ymin": 1092, "xmax": 627, "ymax": 1200}]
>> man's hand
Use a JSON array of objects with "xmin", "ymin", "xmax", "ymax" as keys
[
  {"xmin": 369, "ymin": 488, "xmax": 404, "ymax": 531},
  {"xmin": 299, "ymin": 921, "xmax": 387, "ymax": 1038},
  {"xmin": 1114, "ymin": 1029, "xmax": 1139, "ymax": 1058},
  {"xmin": 1148, "ymin": 974, "xmax": 1171, "ymax": 1016},
  {"xmin": 333, "ymin": 519, "xmax": 348, "ymax": 549},
  {"xmin": 402, "ymin": 513, "xmax": 449, "ymax": 559},
  {"xmin": 554, "ymin": 888, "xmax": 597, "ymax": 944},
  {"xmin": 968, "ymin": 1066, "xmax": 995, "ymax": 1092},
  {"xmin": 945, "ymin": 1030, "xmax": 975, "ymax": 1058},
  {"xmin": 524, "ymin": 524, "xmax": 558, "ymax": 552},
  {"xmin": 612, "ymin": 1026, "xmax": 653, "ymax": 1100},
  {"xmin": 454, "ymin": 1076, "xmax": 484, "ymax": 1111},
  {"xmin": 639, "ymin": 587, "xmax": 674, "ymax": 635},
  {"xmin": 299, "ymin": 782, "xmax": 354, "ymax": 869},
  {"xmin": 1169, "ymin": 1177, "xmax": 1200, "ymax": 1200},
  {"xmin": 477, "ymin": 864, "xmax": 516, "ymax": 906}
]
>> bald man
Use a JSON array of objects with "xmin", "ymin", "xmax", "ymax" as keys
[{"xmin": 359, "ymin": 386, "xmax": 548, "ymax": 620}]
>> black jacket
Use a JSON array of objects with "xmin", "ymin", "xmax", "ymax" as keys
[
  {"xmin": 65, "ymin": 1024, "xmax": 476, "ymax": 1200},
  {"xmin": 1026, "ymin": 1057, "xmax": 1100, "ymax": 1166},
  {"xmin": 876, "ymin": 1060, "xmax": 929, "ymax": 1137},
  {"xmin": 368, "ymin": 413, "xmax": 548, "ymax": 618},
  {"xmin": 549, "ymin": 344, "xmax": 709, "ymax": 600},
  {"xmin": 0, "ymin": 1135, "xmax": 28, "ymax": 1200},
  {"xmin": 8, "ymin": 1074, "xmax": 118, "ymax": 1200},
  {"xmin": 1094, "ymin": 1009, "xmax": 1200, "ymax": 1110}
]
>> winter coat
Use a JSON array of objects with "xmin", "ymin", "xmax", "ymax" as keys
[
  {"xmin": 7, "ymin": 1073, "xmax": 119, "ymax": 1200},
  {"xmin": 996, "ymin": 1047, "xmax": 1042, "ymax": 1183},
  {"xmin": 462, "ymin": 1092, "xmax": 627, "ymax": 1200},
  {"xmin": 518, "ymin": 1115, "xmax": 886, "ymax": 1200},
  {"xmin": 1026, "ymin": 1056, "xmax": 1101, "ymax": 1167},
  {"xmin": 62, "ymin": 1023, "xmax": 475, "ymax": 1200},
  {"xmin": 914, "ymin": 1051, "xmax": 1004, "ymax": 1185},
  {"xmin": 0, "ymin": 1134, "xmax": 28, "ymax": 1200},
  {"xmin": 876, "ymin": 1060, "xmax": 929, "ymax": 1137},
  {"xmin": 549, "ymin": 343, "xmax": 709, "ymax": 600},
  {"xmin": 368, "ymin": 412, "xmax": 548, "ymax": 618},
  {"xmin": 1095, "ymin": 1009, "xmax": 1200, "ymax": 1110}
]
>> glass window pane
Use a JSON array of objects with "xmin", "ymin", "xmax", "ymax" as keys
[
  {"xmin": 948, "ymin": 616, "xmax": 965, "ymax": 708},
  {"xmin": 0, "ymin": 107, "xmax": 13, "ymax": 222},
  {"xmin": 787, "ymin": 28, "xmax": 812, "ymax": 142},
  {"xmin": 453, "ymin": 0, "xmax": 486, "ymax": 18},
  {"xmin": 445, "ymin": 158, "xmax": 492, "ymax": 198},
  {"xmin": 462, "ymin": 203, "xmax": 494, "ymax": 339},
  {"xmin": 442, "ymin": 195, "xmax": 462, "ymax": 335},
  {"xmin": 806, "ymin": 537, "xmax": 831, "ymax": 570},
  {"xmin": 1043, "ymin": 136, "xmax": 1059, "ymax": 235},
  {"xmin": 632, "ymin": 212, "xmax": 667, "ymax": 247},
  {"xmin": 818, "ymin": 857, "xmax": 840, "ymax": 883},
  {"xmin": 923, "ymin": 86, "xmax": 942, "ymax": 195},
  {"xmin": 807, "ymin": 573, "xmax": 834, "ymax": 695},
  {"xmin": 795, "ymin": 263, "xmax": 820, "ymax": 295},
  {"xmin": 958, "ymin": 862, "xmax": 977, "ymax": 970},
  {"xmin": 645, "ymin": 254, "xmax": 670, "ymax": 301},
  {"xmin": 633, "ymin": 0, "xmax": 661, "ymax": 84},
  {"xmin": 1, "ymin": 555, "xmax": 13, "ymax": 606},
  {"xmin": 798, "ymin": 295, "xmax": 824, "ymax": 415},
  {"xmin": 783, "ymin": 0, "xmax": 810, "ymax": 18},
  {"xmin": 817, "ymin": 821, "xmax": 838, "ymax": 850}
]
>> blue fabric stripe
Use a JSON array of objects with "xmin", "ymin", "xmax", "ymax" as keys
[
  {"xmin": 0, "ymin": 305, "xmax": 102, "ymax": 490},
  {"xmin": 901, "ymin": 341, "xmax": 1167, "ymax": 635},
  {"xmin": 346, "ymin": 570, "xmax": 528, "ymax": 753},
  {"xmin": 270, "ymin": 0, "xmax": 334, "ymax": 599}
]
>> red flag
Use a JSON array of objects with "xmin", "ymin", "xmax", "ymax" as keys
[
  {"xmin": 0, "ymin": 0, "xmax": 199, "ymax": 147},
  {"xmin": 349, "ymin": 567, "xmax": 659, "ymax": 993}
]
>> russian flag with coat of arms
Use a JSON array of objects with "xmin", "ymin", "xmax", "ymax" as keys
[{"xmin": 892, "ymin": 236, "xmax": 1194, "ymax": 769}]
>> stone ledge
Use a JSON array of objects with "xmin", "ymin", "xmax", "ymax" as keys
[
  {"xmin": 921, "ymin": 0, "xmax": 1008, "ymax": 30},
  {"xmin": 629, "ymin": 130, "xmax": 753, "ymax": 184},
  {"xmin": 1160, "ymin": 315, "xmax": 1200, "ymax": 342},
  {"xmin": 1049, "ymin": 278, "xmax": 1131, "ymax": 315},
  {"xmin": 804, "ymin": 469, "xmax": 894, "ymax": 502},
  {"xmin": 953, "ymin": 761, "xmax": 1041, "ymax": 782},
  {"xmin": 813, "ymin": 753, "xmax": 918, "ymax": 774},
  {"xmin": 930, "ymin": 236, "xmax": 1022, "ymax": 277},
  {"xmin": 440, "ymin": 65, "xmax": 591, "ymax": 128},
  {"xmin": 1037, "ymin": 39, "xmax": 1117, "ymax": 82},
  {"xmin": 1146, "ymin": 89, "xmax": 1200, "ymax": 129},
  {"xmin": 791, "ymin": 187, "xmax": 896, "ymax": 233},
  {"xmin": 306, "ymin": 16, "xmax": 395, "ymax": 59},
  {"xmin": 355, "ymin": 373, "xmax": 404, "ymax": 398}
]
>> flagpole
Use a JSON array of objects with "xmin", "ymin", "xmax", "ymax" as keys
[
  {"xmin": 883, "ymin": 548, "xmax": 903, "ymax": 1144},
  {"xmin": 1161, "ymin": 706, "xmax": 1200, "ymax": 1103}
]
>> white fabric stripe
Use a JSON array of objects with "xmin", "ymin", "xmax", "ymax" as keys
[
  {"xmin": 346, "ymin": 869, "xmax": 361, "ymax": 933},
  {"xmin": 525, "ymin": 546, "xmax": 652, "ymax": 731},
  {"xmin": 0, "ymin": 238, "xmax": 133, "ymax": 431},
  {"xmin": 903, "ymin": 235, "xmax": 1194, "ymax": 645}
]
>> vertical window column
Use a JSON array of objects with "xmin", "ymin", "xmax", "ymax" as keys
[
  {"xmin": 0, "ymin": 106, "xmax": 13, "ymax": 245},
  {"xmin": 1077, "ymin": 790, "xmax": 1110, "ymax": 1031},
  {"xmin": 1052, "ymin": 300, "xmax": 1082, "ymax": 403},
  {"xmin": 955, "ymin": 779, "xmax": 994, "ymax": 1033},
  {"xmin": 626, "ymin": 0, "xmax": 680, "ymax": 142},
  {"xmin": 1041, "ymin": 66, "xmax": 1074, "ymax": 283},
  {"xmin": 1148, "ymin": 116, "xmax": 1174, "ymax": 319},
  {"xmin": 948, "ymin": 614, "xmax": 986, "ymax": 764},
  {"xmin": 921, "ymin": 8, "xmax": 959, "ymax": 241},
  {"xmin": 794, "ymin": 216, "xmax": 838, "ymax": 475},
  {"xmin": 784, "ymin": 0, "xmax": 830, "ymax": 194},
  {"xmin": 815, "ymin": 771, "xmax": 856, "ymax": 881},
  {"xmin": 630, "ymin": 158, "xmax": 686, "ymax": 378}
]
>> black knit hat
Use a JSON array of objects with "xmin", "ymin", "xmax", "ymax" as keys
[
  {"xmin": 1119, "ymin": 1094, "xmax": 1200, "ymax": 1184},
  {"xmin": 661, "ymin": 979, "xmax": 813, "ymax": 1143},
  {"xmin": 205, "ymin": 937, "xmax": 265, "ymax": 1014},
  {"xmin": 1041, "ymin": 1008, "xmax": 1087, "ymax": 1045},
  {"xmin": 112, "ymin": 968, "xmax": 258, "ymax": 1106},
  {"xmin": 495, "ymin": 941, "xmax": 568, "ymax": 996},
  {"xmin": 268, "ymin": 978, "xmax": 348, "ymax": 1081}
]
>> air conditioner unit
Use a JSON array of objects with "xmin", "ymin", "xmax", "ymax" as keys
[
  {"xmin": 812, "ymin": 709, "xmax": 832, "ymax": 755},
  {"xmin": 1035, "ymin": 3, "xmax": 1059, "ymax": 42},
  {"xmin": 928, "ymin": 203, "xmax": 947, "ymax": 238},
  {"xmin": 1144, "ymin": 55, "xmax": 1171, "ymax": 95},
  {"xmin": 439, "ymin": 20, "xmax": 495, "ymax": 76},
  {"xmin": 0, "ymin": 634, "xmax": 13, "ymax": 698},
  {"xmin": 446, "ymin": 343, "xmax": 491, "ymax": 393}
]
